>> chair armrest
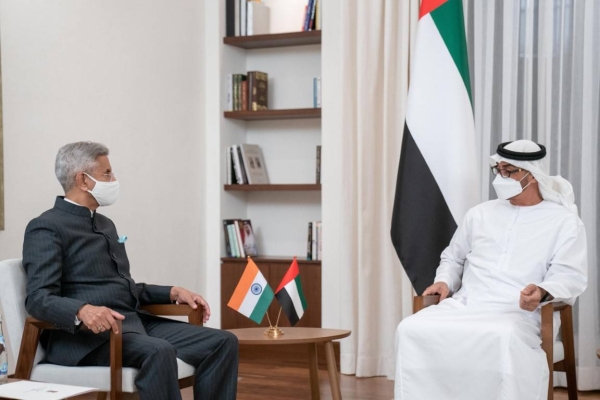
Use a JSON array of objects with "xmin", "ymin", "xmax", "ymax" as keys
[
  {"xmin": 551, "ymin": 301, "xmax": 569, "ymax": 311},
  {"xmin": 15, "ymin": 316, "xmax": 123, "ymax": 400},
  {"xmin": 413, "ymin": 295, "xmax": 441, "ymax": 314},
  {"xmin": 140, "ymin": 304, "xmax": 204, "ymax": 326}
]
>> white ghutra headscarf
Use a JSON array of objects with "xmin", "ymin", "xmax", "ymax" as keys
[{"xmin": 489, "ymin": 140, "xmax": 577, "ymax": 213}]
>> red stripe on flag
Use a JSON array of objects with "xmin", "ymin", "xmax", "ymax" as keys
[
  {"xmin": 275, "ymin": 257, "xmax": 300, "ymax": 293},
  {"xmin": 419, "ymin": 0, "xmax": 448, "ymax": 19}
]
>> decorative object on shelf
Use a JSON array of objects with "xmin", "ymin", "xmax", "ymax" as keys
[
  {"xmin": 227, "ymin": 257, "xmax": 274, "ymax": 324},
  {"xmin": 275, "ymin": 257, "xmax": 308, "ymax": 327}
]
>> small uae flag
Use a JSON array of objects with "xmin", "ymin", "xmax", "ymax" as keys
[
  {"xmin": 275, "ymin": 257, "xmax": 307, "ymax": 326},
  {"xmin": 390, "ymin": 0, "xmax": 480, "ymax": 294},
  {"xmin": 227, "ymin": 258, "xmax": 274, "ymax": 324}
]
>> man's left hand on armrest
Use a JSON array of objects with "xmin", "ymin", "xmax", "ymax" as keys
[{"xmin": 170, "ymin": 286, "xmax": 211, "ymax": 323}]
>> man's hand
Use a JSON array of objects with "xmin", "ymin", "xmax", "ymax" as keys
[
  {"xmin": 170, "ymin": 287, "xmax": 211, "ymax": 323},
  {"xmin": 77, "ymin": 305, "xmax": 125, "ymax": 334},
  {"xmin": 520, "ymin": 284, "xmax": 545, "ymax": 311},
  {"xmin": 422, "ymin": 282, "xmax": 450, "ymax": 301}
]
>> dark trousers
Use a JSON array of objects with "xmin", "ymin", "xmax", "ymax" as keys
[{"xmin": 79, "ymin": 317, "xmax": 239, "ymax": 400}]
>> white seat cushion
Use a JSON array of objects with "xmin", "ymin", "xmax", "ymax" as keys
[{"xmin": 30, "ymin": 358, "xmax": 196, "ymax": 393}]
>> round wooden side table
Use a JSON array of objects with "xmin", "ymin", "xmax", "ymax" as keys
[{"xmin": 227, "ymin": 327, "xmax": 351, "ymax": 400}]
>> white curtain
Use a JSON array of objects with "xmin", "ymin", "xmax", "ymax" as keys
[
  {"xmin": 322, "ymin": 0, "xmax": 419, "ymax": 377},
  {"xmin": 465, "ymin": 0, "xmax": 600, "ymax": 390}
]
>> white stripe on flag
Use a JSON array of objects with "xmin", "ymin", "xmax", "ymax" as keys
[
  {"xmin": 406, "ymin": 14, "xmax": 480, "ymax": 223},
  {"xmin": 238, "ymin": 272, "xmax": 268, "ymax": 317},
  {"xmin": 285, "ymin": 280, "xmax": 304, "ymax": 319}
]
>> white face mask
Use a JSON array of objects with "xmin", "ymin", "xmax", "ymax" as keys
[
  {"xmin": 492, "ymin": 172, "xmax": 531, "ymax": 200},
  {"xmin": 85, "ymin": 173, "xmax": 120, "ymax": 206}
]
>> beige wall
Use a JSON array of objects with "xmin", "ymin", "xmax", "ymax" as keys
[{"xmin": 0, "ymin": 0, "xmax": 206, "ymax": 369}]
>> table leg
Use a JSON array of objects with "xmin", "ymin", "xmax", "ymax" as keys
[
  {"xmin": 324, "ymin": 341, "xmax": 342, "ymax": 400},
  {"xmin": 308, "ymin": 342, "xmax": 321, "ymax": 400}
]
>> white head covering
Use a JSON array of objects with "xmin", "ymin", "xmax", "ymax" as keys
[{"xmin": 489, "ymin": 140, "xmax": 577, "ymax": 213}]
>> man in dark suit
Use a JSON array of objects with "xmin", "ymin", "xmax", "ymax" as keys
[{"xmin": 23, "ymin": 141, "xmax": 238, "ymax": 400}]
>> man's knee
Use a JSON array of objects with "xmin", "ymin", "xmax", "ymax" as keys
[
  {"xmin": 147, "ymin": 339, "xmax": 177, "ymax": 362},
  {"xmin": 219, "ymin": 331, "xmax": 239, "ymax": 355}
]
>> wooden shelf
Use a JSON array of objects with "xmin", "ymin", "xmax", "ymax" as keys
[
  {"xmin": 224, "ymin": 108, "xmax": 321, "ymax": 121},
  {"xmin": 223, "ymin": 30, "xmax": 321, "ymax": 49},
  {"xmin": 224, "ymin": 184, "xmax": 321, "ymax": 191},
  {"xmin": 222, "ymin": 256, "xmax": 321, "ymax": 264}
]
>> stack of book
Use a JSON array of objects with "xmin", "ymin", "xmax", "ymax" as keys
[
  {"xmin": 226, "ymin": 143, "xmax": 269, "ymax": 185},
  {"xmin": 307, "ymin": 221, "xmax": 322, "ymax": 261},
  {"xmin": 227, "ymin": 71, "xmax": 268, "ymax": 112},
  {"xmin": 226, "ymin": 0, "xmax": 271, "ymax": 37},
  {"xmin": 302, "ymin": 0, "xmax": 322, "ymax": 31},
  {"xmin": 223, "ymin": 219, "xmax": 258, "ymax": 258},
  {"xmin": 316, "ymin": 145, "xmax": 321, "ymax": 184}
]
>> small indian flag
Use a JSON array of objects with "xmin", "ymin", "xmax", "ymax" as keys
[
  {"xmin": 227, "ymin": 258, "xmax": 274, "ymax": 324},
  {"xmin": 275, "ymin": 257, "xmax": 307, "ymax": 326}
]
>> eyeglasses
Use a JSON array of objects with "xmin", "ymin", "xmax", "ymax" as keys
[
  {"xmin": 491, "ymin": 165, "xmax": 522, "ymax": 178},
  {"xmin": 83, "ymin": 172, "xmax": 116, "ymax": 182}
]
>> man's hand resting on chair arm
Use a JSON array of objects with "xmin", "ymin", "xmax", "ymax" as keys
[
  {"xmin": 76, "ymin": 305, "xmax": 125, "ymax": 334},
  {"xmin": 519, "ymin": 284, "xmax": 553, "ymax": 311},
  {"xmin": 422, "ymin": 282, "xmax": 450, "ymax": 301},
  {"xmin": 170, "ymin": 286, "xmax": 211, "ymax": 323}
]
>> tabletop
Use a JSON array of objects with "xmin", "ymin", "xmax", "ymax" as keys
[{"xmin": 227, "ymin": 327, "xmax": 351, "ymax": 345}]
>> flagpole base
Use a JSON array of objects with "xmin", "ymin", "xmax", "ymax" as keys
[{"xmin": 264, "ymin": 326, "xmax": 284, "ymax": 338}]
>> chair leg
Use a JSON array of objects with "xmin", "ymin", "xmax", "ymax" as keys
[
  {"xmin": 541, "ymin": 304, "xmax": 554, "ymax": 400},
  {"xmin": 561, "ymin": 307, "xmax": 578, "ymax": 400}
]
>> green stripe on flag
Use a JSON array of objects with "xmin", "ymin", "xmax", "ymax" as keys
[
  {"xmin": 249, "ymin": 284, "xmax": 274, "ymax": 324},
  {"xmin": 294, "ymin": 276, "xmax": 307, "ymax": 310},
  {"xmin": 430, "ymin": 0, "xmax": 472, "ymax": 103}
]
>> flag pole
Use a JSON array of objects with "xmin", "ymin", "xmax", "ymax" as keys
[
  {"xmin": 274, "ymin": 307, "xmax": 282, "ymax": 328},
  {"xmin": 266, "ymin": 312, "xmax": 273, "ymax": 328}
]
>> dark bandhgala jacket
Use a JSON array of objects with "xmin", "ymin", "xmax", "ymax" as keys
[{"xmin": 23, "ymin": 197, "xmax": 172, "ymax": 366}]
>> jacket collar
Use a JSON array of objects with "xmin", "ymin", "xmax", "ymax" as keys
[{"xmin": 54, "ymin": 196, "xmax": 95, "ymax": 218}]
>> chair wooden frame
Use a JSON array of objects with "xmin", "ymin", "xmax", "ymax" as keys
[
  {"xmin": 413, "ymin": 295, "xmax": 578, "ymax": 400},
  {"xmin": 13, "ymin": 304, "xmax": 203, "ymax": 400}
]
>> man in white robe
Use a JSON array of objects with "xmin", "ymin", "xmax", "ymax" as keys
[{"xmin": 394, "ymin": 140, "xmax": 587, "ymax": 400}]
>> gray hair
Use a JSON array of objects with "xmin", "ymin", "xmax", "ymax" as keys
[{"xmin": 55, "ymin": 142, "xmax": 109, "ymax": 192}]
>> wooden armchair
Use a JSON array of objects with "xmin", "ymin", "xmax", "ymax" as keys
[
  {"xmin": 0, "ymin": 258, "xmax": 203, "ymax": 400},
  {"xmin": 413, "ymin": 295, "xmax": 578, "ymax": 400}
]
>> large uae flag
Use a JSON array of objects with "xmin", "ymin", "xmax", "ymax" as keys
[{"xmin": 391, "ymin": 0, "xmax": 480, "ymax": 294}]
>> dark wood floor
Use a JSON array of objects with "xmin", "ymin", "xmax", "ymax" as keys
[{"xmin": 76, "ymin": 361, "xmax": 600, "ymax": 399}]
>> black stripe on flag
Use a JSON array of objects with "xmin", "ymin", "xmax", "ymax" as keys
[
  {"xmin": 275, "ymin": 290, "xmax": 299, "ymax": 326},
  {"xmin": 391, "ymin": 124, "xmax": 458, "ymax": 294}
]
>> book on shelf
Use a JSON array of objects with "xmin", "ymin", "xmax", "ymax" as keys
[
  {"xmin": 306, "ymin": 220, "xmax": 322, "ymax": 261},
  {"xmin": 226, "ymin": 0, "xmax": 271, "ymax": 37},
  {"xmin": 248, "ymin": 71, "xmax": 268, "ymax": 111},
  {"xmin": 226, "ymin": 71, "xmax": 268, "ymax": 111},
  {"xmin": 223, "ymin": 219, "xmax": 258, "ymax": 258},
  {"xmin": 226, "ymin": 143, "xmax": 269, "ymax": 185},
  {"xmin": 316, "ymin": 145, "xmax": 321, "ymax": 184},
  {"xmin": 302, "ymin": 0, "xmax": 321, "ymax": 31},
  {"xmin": 240, "ymin": 143, "xmax": 269, "ymax": 184},
  {"xmin": 313, "ymin": 77, "xmax": 321, "ymax": 108},
  {"xmin": 247, "ymin": 1, "xmax": 270, "ymax": 36}
]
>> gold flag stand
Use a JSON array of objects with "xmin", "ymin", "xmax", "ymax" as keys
[{"xmin": 264, "ymin": 307, "xmax": 284, "ymax": 338}]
